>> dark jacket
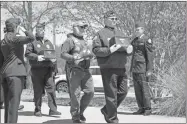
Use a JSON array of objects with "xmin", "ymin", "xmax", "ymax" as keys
[
  {"xmin": 92, "ymin": 26, "xmax": 130, "ymax": 68},
  {"xmin": 130, "ymin": 34, "xmax": 154, "ymax": 73},
  {"xmin": 0, "ymin": 31, "xmax": 34, "ymax": 77},
  {"xmin": 61, "ymin": 33, "xmax": 91, "ymax": 70},
  {"xmin": 25, "ymin": 39, "xmax": 56, "ymax": 68}
]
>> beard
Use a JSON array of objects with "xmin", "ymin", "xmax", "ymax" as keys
[{"xmin": 104, "ymin": 19, "xmax": 116, "ymax": 28}]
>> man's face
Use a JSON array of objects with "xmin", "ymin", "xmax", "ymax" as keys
[
  {"xmin": 36, "ymin": 27, "xmax": 45, "ymax": 38},
  {"xmin": 135, "ymin": 27, "xmax": 144, "ymax": 37},
  {"xmin": 104, "ymin": 16, "xmax": 118, "ymax": 27},
  {"xmin": 74, "ymin": 25, "xmax": 87, "ymax": 36}
]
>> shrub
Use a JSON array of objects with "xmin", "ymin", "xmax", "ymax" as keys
[{"xmin": 154, "ymin": 55, "xmax": 186, "ymax": 117}]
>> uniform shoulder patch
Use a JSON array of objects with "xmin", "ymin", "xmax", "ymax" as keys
[{"xmin": 147, "ymin": 39, "xmax": 152, "ymax": 44}]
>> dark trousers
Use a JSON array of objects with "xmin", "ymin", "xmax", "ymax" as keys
[
  {"xmin": 0, "ymin": 83, "xmax": 4, "ymax": 107},
  {"xmin": 100, "ymin": 68, "xmax": 128, "ymax": 123},
  {"xmin": 132, "ymin": 73, "xmax": 151, "ymax": 110},
  {"xmin": 2, "ymin": 76, "xmax": 25, "ymax": 123},
  {"xmin": 68, "ymin": 68, "xmax": 94, "ymax": 121},
  {"xmin": 31, "ymin": 67, "xmax": 57, "ymax": 112}
]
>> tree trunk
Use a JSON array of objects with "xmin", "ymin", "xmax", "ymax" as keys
[{"xmin": 27, "ymin": 1, "xmax": 32, "ymax": 31}]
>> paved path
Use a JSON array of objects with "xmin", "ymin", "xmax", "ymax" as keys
[{"xmin": 1, "ymin": 102, "xmax": 186, "ymax": 123}]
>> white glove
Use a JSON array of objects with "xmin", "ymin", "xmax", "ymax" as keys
[
  {"xmin": 126, "ymin": 45, "xmax": 133, "ymax": 54},
  {"xmin": 110, "ymin": 44, "xmax": 121, "ymax": 53},
  {"xmin": 50, "ymin": 58, "xmax": 57, "ymax": 63},
  {"xmin": 17, "ymin": 25, "xmax": 26, "ymax": 36},
  {"xmin": 38, "ymin": 55, "xmax": 45, "ymax": 61}
]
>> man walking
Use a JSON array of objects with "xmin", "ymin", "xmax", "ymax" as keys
[
  {"xmin": 25, "ymin": 22, "xmax": 61, "ymax": 117},
  {"xmin": 61, "ymin": 20, "xmax": 94, "ymax": 123},
  {"xmin": 130, "ymin": 21, "xmax": 154, "ymax": 116},
  {"xmin": 92, "ymin": 11, "xmax": 133, "ymax": 123}
]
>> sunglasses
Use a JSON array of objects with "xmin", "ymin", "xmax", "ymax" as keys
[
  {"xmin": 79, "ymin": 26, "xmax": 87, "ymax": 29},
  {"xmin": 108, "ymin": 17, "xmax": 118, "ymax": 21},
  {"xmin": 135, "ymin": 27, "xmax": 144, "ymax": 32}
]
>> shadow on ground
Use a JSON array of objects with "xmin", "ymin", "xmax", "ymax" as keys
[
  {"xmin": 18, "ymin": 111, "xmax": 61, "ymax": 118},
  {"xmin": 43, "ymin": 119, "xmax": 72, "ymax": 123},
  {"xmin": 117, "ymin": 111, "xmax": 133, "ymax": 115}
]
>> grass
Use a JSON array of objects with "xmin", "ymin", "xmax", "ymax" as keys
[{"xmin": 152, "ymin": 56, "xmax": 186, "ymax": 117}]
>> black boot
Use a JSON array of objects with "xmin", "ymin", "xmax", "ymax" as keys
[
  {"xmin": 18, "ymin": 105, "xmax": 24, "ymax": 110},
  {"xmin": 80, "ymin": 114, "xmax": 86, "ymax": 122},
  {"xmin": 34, "ymin": 111, "xmax": 42, "ymax": 117},
  {"xmin": 133, "ymin": 109, "xmax": 144, "ymax": 115},
  {"xmin": 49, "ymin": 110, "xmax": 61, "ymax": 116}
]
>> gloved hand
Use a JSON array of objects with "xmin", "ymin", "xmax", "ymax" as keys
[
  {"xmin": 37, "ymin": 55, "xmax": 45, "ymax": 61},
  {"xmin": 50, "ymin": 58, "xmax": 57, "ymax": 63},
  {"xmin": 117, "ymin": 44, "xmax": 133, "ymax": 54},
  {"xmin": 73, "ymin": 54, "xmax": 84, "ymax": 66},
  {"xmin": 79, "ymin": 49, "xmax": 93, "ymax": 60},
  {"xmin": 110, "ymin": 44, "xmax": 121, "ymax": 53}
]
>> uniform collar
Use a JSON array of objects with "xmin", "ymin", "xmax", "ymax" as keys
[
  {"xmin": 139, "ymin": 34, "xmax": 144, "ymax": 39},
  {"xmin": 72, "ymin": 33, "xmax": 84, "ymax": 40},
  {"xmin": 105, "ymin": 26, "xmax": 115, "ymax": 31}
]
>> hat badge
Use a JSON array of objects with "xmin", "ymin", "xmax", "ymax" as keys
[
  {"xmin": 37, "ymin": 44, "xmax": 41, "ymax": 48},
  {"xmin": 46, "ymin": 44, "xmax": 50, "ymax": 49}
]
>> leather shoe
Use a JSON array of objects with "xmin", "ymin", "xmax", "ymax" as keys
[
  {"xmin": 101, "ymin": 108, "xmax": 110, "ymax": 123},
  {"xmin": 0, "ymin": 106, "xmax": 4, "ymax": 109},
  {"xmin": 18, "ymin": 105, "xmax": 24, "ymax": 110},
  {"xmin": 49, "ymin": 110, "xmax": 61, "ymax": 116},
  {"xmin": 34, "ymin": 111, "xmax": 42, "ymax": 117},
  {"xmin": 144, "ymin": 109, "xmax": 152, "ymax": 116},
  {"xmin": 133, "ymin": 109, "xmax": 144, "ymax": 115},
  {"xmin": 73, "ymin": 119, "xmax": 82, "ymax": 123},
  {"xmin": 80, "ymin": 114, "xmax": 86, "ymax": 122}
]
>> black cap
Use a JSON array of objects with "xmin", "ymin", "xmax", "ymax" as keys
[
  {"xmin": 5, "ymin": 18, "xmax": 21, "ymax": 26},
  {"xmin": 5, "ymin": 18, "xmax": 21, "ymax": 32},
  {"xmin": 104, "ymin": 10, "xmax": 116, "ymax": 18}
]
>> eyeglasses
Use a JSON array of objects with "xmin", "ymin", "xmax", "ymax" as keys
[{"xmin": 108, "ymin": 17, "xmax": 118, "ymax": 21}]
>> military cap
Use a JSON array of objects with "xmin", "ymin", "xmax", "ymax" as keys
[
  {"xmin": 73, "ymin": 20, "xmax": 88, "ymax": 27},
  {"xmin": 5, "ymin": 18, "xmax": 21, "ymax": 32},
  {"xmin": 5, "ymin": 18, "xmax": 21, "ymax": 26},
  {"xmin": 135, "ymin": 21, "xmax": 145, "ymax": 28},
  {"xmin": 104, "ymin": 10, "xmax": 116, "ymax": 18}
]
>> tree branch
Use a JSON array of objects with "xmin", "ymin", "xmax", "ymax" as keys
[
  {"xmin": 23, "ymin": 1, "xmax": 28, "ymax": 20},
  {"xmin": 32, "ymin": 2, "xmax": 59, "ymax": 29}
]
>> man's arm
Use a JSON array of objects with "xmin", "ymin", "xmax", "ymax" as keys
[
  {"xmin": 25, "ymin": 43, "xmax": 38, "ymax": 60},
  {"xmin": 145, "ymin": 38, "xmax": 154, "ymax": 73},
  {"xmin": 5, "ymin": 31, "xmax": 35, "ymax": 45},
  {"xmin": 92, "ymin": 33, "xmax": 111, "ymax": 57},
  {"xmin": 0, "ymin": 43, "xmax": 4, "ymax": 70},
  {"xmin": 61, "ymin": 38, "xmax": 75, "ymax": 61}
]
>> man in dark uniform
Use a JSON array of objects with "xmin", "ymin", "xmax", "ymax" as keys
[
  {"xmin": 92, "ymin": 11, "xmax": 133, "ymax": 123},
  {"xmin": 0, "ymin": 38, "xmax": 4, "ymax": 109},
  {"xmin": 0, "ymin": 30, "xmax": 24, "ymax": 110},
  {"xmin": 0, "ymin": 18, "xmax": 35, "ymax": 123},
  {"xmin": 130, "ymin": 21, "xmax": 154, "ymax": 116},
  {"xmin": 61, "ymin": 20, "xmax": 94, "ymax": 123},
  {"xmin": 25, "ymin": 22, "xmax": 61, "ymax": 117}
]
